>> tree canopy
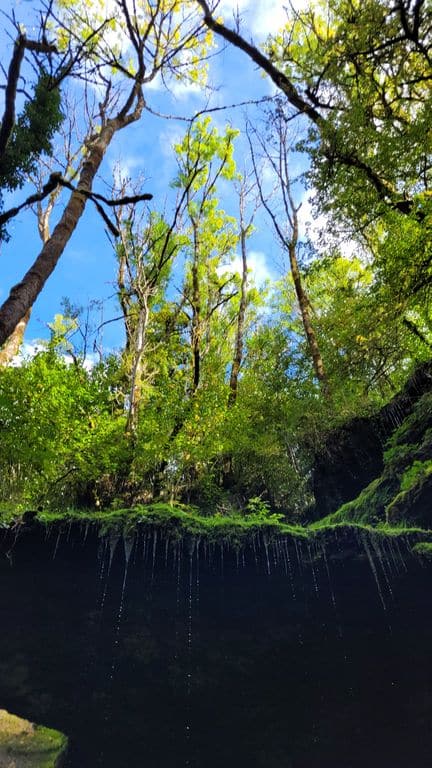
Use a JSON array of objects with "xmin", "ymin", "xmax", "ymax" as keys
[{"xmin": 0, "ymin": 0, "xmax": 430, "ymax": 520}]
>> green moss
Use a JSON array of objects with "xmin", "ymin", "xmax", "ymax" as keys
[
  {"xmin": 315, "ymin": 476, "xmax": 389, "ymax": 525},
  {"xmin": 35, "ymin": 502, "xmax": 309, "ymax": 546},
  {"xmin": 0, "ymin": 709, "xmax": 67, "ymax": 768},
  {"xmin": 316, "ymin": 391, "xmax": 432, "ymax": 528},
  {"xmin": 399, "ymin": 459, "xmax": 432, "ymax": 492},
  {"xmin": 2, "ymin": 497, "xmax": 431, "ymax": 553},
  {"xmin": 412, "ymin": 541, "xmax": 432, "ymax": 559}
]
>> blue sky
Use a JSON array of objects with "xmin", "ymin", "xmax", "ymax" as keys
[{"xmin": 1, "ymin": 0, "xmax": 317, "ymax": 355}]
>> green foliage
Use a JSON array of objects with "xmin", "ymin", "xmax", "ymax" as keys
[
  {"xmin": 0, "ymin": 351, "xmax": 129, "ymax": 509},
  {"xmin": 0, "ymin": 72, "xmax": 63, "ymax": 192},
  {"xmin": 303, "ymin": 255, "xmax": 423, "ymax": 407},
  {"xmin": 267, "ymin": 0, "xmax": 432, "ymax": 318},
  {"xmin": 1, "ymin": 3, "xmax": 431, "ymax": 529},
  {"xmin": 0, "ymin": 70, "xmax": 63, "ymax": 240},
  {"xmin": 269, "ymin": 0, "xmax": 432, "ymax": 212},
  {"xmin": 245, "ymin": 497, "xmax": 284, "ymax": 523}
]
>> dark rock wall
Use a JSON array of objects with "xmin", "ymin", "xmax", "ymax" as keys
[{"xmin": 311, "ymin": 362, "xmax": 432, "ymax": 519}]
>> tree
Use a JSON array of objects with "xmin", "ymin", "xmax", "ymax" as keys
[
  {"xmin": 197, "ymin": 0, "xmax": 432, "ymax": 382},
  {"xmin": 0, "ymin": 0, "xmax": 216, "ymax": 349},
  {"xmin": 197, "ymin": 0, "xmax": 432, "ymax": 217},
  {"xmin": 114, "ymin": 204, "xmax": 185, "ymax": 436},
  {"xmin": 248, "ymin": 112, "xmax": 328, "ymax": 393},
  {"xmin": 228, "ymin": 171, "xmax": 257, "ymax": 406},
  {"xmin": 304, "ymin": 255, "xmax": 431, "ymax": 402},
  {"xmin": 173, "ymin": 118, "xmax": 239, "ymax": 394},
  {"xmin": 0, "ymin": 15, "xmax": 60, "ymax": 187}
]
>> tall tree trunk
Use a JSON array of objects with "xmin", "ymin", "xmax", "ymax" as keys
[
  {"xmin": 229, "ymin": 226, "xmax": 248, "ymax": 406},
  {"xmin": 0, "ymin": 89, "xmax": 144, "ymax": 348},
  {"xmin": 117, "ymin": 250, "xmax": 133, "ymax": 356},
  {"xmin": 248, "ymin": 116, "xmax": 329, "ymax": 395},
  {"xmin": 0, "ymin": 181, "xmax": 59, "ymax": 365},
  {"xmin": 0, "ymin": 309, "xmax": 31, "ymax": 366},
  {"xmin": 126, "ymin": 301, "xmax": 149, "ymax": 436},
  {"xmin": 191, "ymin": 223, "xmax": 201, "ymax": 393},
  {"xmin": 289, "ymin": 211, "xmax": 328, "ymax": 392}
]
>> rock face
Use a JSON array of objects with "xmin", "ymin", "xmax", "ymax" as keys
[
  {"xmin": 0, "ymin": 710, "xmax": 67, "ymax": 768},
  {"xmin": 312, "ymin": 362, "xmax": 432, "ymax": 520}
]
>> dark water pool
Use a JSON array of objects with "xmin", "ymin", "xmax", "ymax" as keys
[{"xmin": 0, "ymin": 524, "xmax": 431, "ymax": 768}]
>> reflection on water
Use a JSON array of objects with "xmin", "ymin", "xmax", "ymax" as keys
[{"xmin": 0, "ymin": 524, "xmax": 431, "ymax": 768}]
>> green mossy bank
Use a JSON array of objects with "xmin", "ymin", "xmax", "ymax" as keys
[
  {"xmin": 0, "ymin": 709, "xmax": 67, "ymax": 768},
  {"xmin": 1, "ymin": 377, "xmax": 431, "ymax": 549},
  {"xmin": 322, "ymin": 391, "xmax": 432, "ymax": 529}
]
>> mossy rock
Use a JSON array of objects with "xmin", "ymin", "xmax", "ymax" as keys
[
  {"xmin": 386, "ymin": 471, "xmax": 432, "ymax": 527},
  {"xmin": 0, "ymin": 709, "xmax": 67, "ymax": 768},
  {"xmin": 320, "ymin": 391, "xmax": 432, "ymax": 528},
  {"xmin": 412, "ymin": 541, "xmax": 432, "ymax": 560}
]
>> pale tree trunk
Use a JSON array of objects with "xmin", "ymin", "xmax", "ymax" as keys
[
  {"xmin": 0, "ymin": 309, "xmax": 31, "ymax": 366},
  {"xmin": 0, "ymin": 193, "xmax": 58, "ymax": 365},
  {"xmin": 228, "ymin": 221, "xmax": 248, "ymax": 406},
  {"xmin": 288, "ymin": 211, "xmax": 328, "ymax": 390},
  {"xmin": 126, "ymin": 300, "xmax": 149, "ymax": 436},
  {"xmin": 0, "ymin": 88, "xmax": 144, "ymax": 348},
  {"xmin": 117, "ymin": 250, "xmax": 133, "ymax": 356},
  {"xmin": 0, "ymin": 189, "xmax": 60, "ymax": 366}
]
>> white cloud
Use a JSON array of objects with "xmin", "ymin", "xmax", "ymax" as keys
[
  {"xmin": 13, "ymin": 342, "xmax": 46, "ymax": 364},
  {"xmin": 297, "ymin": 195, "xmax": 327, "ymax": 243},
  {"xmin": 109, "ymin": 153, "xmax": 146, "ymax": 181},
  {"xmin": 11, "ymin": 343, "xmax": 97, "ymax": 370},
  {"xmin": 159, "ymin": 126, "xmax": 185, "ymax": 159},
  {"xmin": 218, "ymin": 0, "xmax": 289, "ymax": 39},
  {"xmin": 217, "ymin": 249, "xmax": 273, "ymax": 287},
  {"xmin": 298, "ymin": 194, "xmax": 359, "ymax": 259},
  {"xmin": 145, "ymin": 71, "xmax": 202, "ymax": 99}
]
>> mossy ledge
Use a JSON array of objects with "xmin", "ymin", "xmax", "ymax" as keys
[
  {"xmin": 0, "ymin": 709, "xmax": 67, "ymax": 768},
  {"xmin": 412, "ymin": 541, "xmax": 432, "ymax": 560},
  {"xmin": 2, "ymin": 504, "xmax": 432, "ymax": 554},
  {"xmin": 35, "ymin": 503, "xmax": 311, "ymax": 546}
]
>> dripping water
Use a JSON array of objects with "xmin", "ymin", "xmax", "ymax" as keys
[
  {"xmin": 195, "ymin": 538, "xmax": 200, "ymax": 616},
  {"xmin": 99, "ymin": 534, "xmax": 120, "ymax": 618},
  {"xmin": 262, "ymin": 534, "xmax": 271, "ymax": 575},
  {"xmin": 307, "ymin": 542, "xmax": 319, "ymax": 596},
  {"xmin": 294, "ymin": 536, "xmax": 303, "ymax": 575},
  {"xmin": 251, "ymin": 534, "xmax": 258, "ymax": 569},
  {"xmin": 321, "ymin": 541, "xmax": 336, "ymax": 611},
  {"xmin": 284, "ymin": 539, "xmax": 296, "ymax": 599},
  {"xmin": 151, "ymin": 529, "xmax": 158, "ymax": 584},
  {"xmin": 271, "ymin": 539, "xmax": 278, "ymax": 570},
  {"xmin": 369, "ymin": 534, "xmax": 394, "ymax": 602},
  {"xmin": 174, "ymin": 542, "xmax": 182, "ymax": 662},
  {"xmin": 109, "ymin": 536, "xmax": 134, "ymax": 681},
  {"xmin": 384, "ymin": 536, "xmax": 402, "ymax": 577},
  {"xmin": 394, "ymin": 536, "xmax": 408, "ymax": 572},
  {"xmin": 52, "ymin": 531, "xmax": 62, "ymax": 560},
  {"xmin": 362, "ymin": 534, "xmax": 387, "ymax": 611}
]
